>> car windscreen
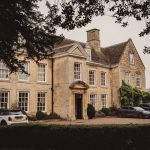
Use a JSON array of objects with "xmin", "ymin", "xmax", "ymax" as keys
[{"xmin": 9, "ymin": 110, "xmax": 24, "ymax": 115}]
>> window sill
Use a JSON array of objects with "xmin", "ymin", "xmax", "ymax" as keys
[
  {"xmin": 89, "ymin": 85, "xmax": 97, "ymax": 88},
  {"xmin": 19, "ymin": 80, "xmax": 29, "ymax": 83},
  {"xmin": 37, "ymin": 81, "xmax": 48, "ymax": 85},
  {"xmin": 101, "ymin": 86, "xmax": 107, "ymax": 89},
  {"xmin": 0, "ymin": 79, "xmax": 10, "ymax": 82},
  {"xmin": 136, "ymin": 86, "xmax": 141, "ymax": 89}
]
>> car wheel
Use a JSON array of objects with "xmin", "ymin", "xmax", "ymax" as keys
[{"xmin": 0, "ymin": 120, "xmax": 7, "ymax": 126}]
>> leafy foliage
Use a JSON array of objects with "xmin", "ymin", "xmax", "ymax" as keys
[
  {"xmin": 0, "ymin": 124, "xmax": 150, "ymax": 150},
  {"xmin": 0, "ymin": 0, "xmax": 149, "ymax": 72},
  {"xmin": 0, "ymin": 0, "xmax": 63, "ymax": 73},
  {"xmin": 100, "ymin": 106, "xmax": 118, "ymax": 116},
  {"xmin": 142, "ymin": 91, "xmax": 150, "ymax": 103},
  {"xmin": 119, "ymin": 80, "xmax": 143, "ymax": 106},
  {"xmin": 120, "ymin": 81, "xmax": 150, "ymax": 106},
  {"xmin": 36, "ymin": 111, "xmax": 61, "ymax": 120},
  {"xmin": 87, "ymin": 103, "xmax": 95, "ymax": 119}
]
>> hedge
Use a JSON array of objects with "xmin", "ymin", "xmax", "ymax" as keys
[{"xmin": 0, "ymin": 124, "xmax": 150, "ymax": 150}]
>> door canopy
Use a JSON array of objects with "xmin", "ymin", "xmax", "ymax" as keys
[{"xmin": 69, "ymin": 81, "xmax": 89, "ymax": 90}]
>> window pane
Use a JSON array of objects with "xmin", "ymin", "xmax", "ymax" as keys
[
  {"xmin": 90, "ymin": 94, "xmax": 96, "ymax": 108},
  {"xmin": 136, "ymin": 74, "xmax": 141, "ymax": 87},
  {"xmin": 89, "ymin": 70, "xmax": 95, "ymax": 85},
  {"xmin": 38, "ymin": 64, "xmax": 46, "ymax": 82},
  {"xmin": 19, "ymin": 62, "xmax": 29, "ymax": 80},
  {"xmin": 0, "ymin": 91, "xmax": 8, "ymax": 109},
  {"xmin": 37, "ymin": 92, "xmax": 46, "ymax": 111},
  {"xmin": 101, "ymin": 72, "xmax": 106, "ymax": 86},
  {"xmin": 18, "ymin": 92, "xmax": 28, "ymax": 111},
  {"xmin": 0, "ymin": 62, "xmax": 9, "ymax": 79},
  {"xmin": 74, "ymin": 63, "xmax": 81, "ymax": 80},
  {"xmin": 101, "ymin": 94, "xmax": 107, "ymax": 108},
  {"xmin": 130, "ymin": 54, "xmax": 135, "ymax": 64},
  {"xmin": 125, "ymin": 72, "xmax": 130, "ymax": 85}
]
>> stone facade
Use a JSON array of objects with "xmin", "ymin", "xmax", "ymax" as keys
[{"xmin": 0, "ymin": 29, "xmax": 145, "ymax": 120}]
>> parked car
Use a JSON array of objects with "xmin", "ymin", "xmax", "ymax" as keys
[
  {"xmin": 139, "ymin": 103, "xmax": 150, "ymax": 111},
  {"xmin": 117, "ymin": 106, "xmax": 150, "ymax": 118},
  {"xmin": 0, "ymin": 109, "xmax": 28, "ymax": 126}
]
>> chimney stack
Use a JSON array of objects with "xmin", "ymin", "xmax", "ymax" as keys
[{"xmin": 87, "ymin": 29, "xmax": 100, "ymax": 52}]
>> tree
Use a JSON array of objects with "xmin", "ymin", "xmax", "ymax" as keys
[
  {"xmin": 0, "ymin": 0, "xmax": 63, "ymax": 73},
  {"xmin": 46, "ymin": 0, "xmax": 149, "ymax": 53},
  {"xmin": 0, "ymin": 0, "xmax": 149, "ymax": 73}
]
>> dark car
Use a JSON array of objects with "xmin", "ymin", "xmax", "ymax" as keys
[
  {"xmin": 117, "ymin": 106, "xmax": 150, "ymax": 118},
  {"xmin": 139, "ymin": 103, "xmax": 150, "ymax": 111}
]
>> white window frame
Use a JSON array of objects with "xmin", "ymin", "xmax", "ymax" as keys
[
  {"xmin": 0, "ymin": 62, "xmax": 9, "ymax": 80},
  {"xmin": 101, "ymin": 72, "xmax": 106, "ymax": 87},
  {"xmin": 101, "ymin": 94, "xmax": 107, "ymax": 108},
  {"xmin": 89, "ymin": 70, "xmax": 96, "ymax": 86},
  {"xmin": 89, "ymin": 94, "xmax": 97, "ymax": 108},
  {"xmin": 125, "ymin": 72, "xmax": 130, "ymax": 85},
  {"xmin": 136, "ymin": 74, "xmax": 141, "ymax": 88},
  {"xmin": 129, "ymin": 54, "xmax": 135, "ymax": 65},
  {"xmin": 19, "ymin": 62, "xmax": 29, "ymax": 81},
  {"xmin": 18, "ymin": 91, "xmax": 29, "ymax": 112},
  {"xmin": 0, "ymin": 91, "xmax": 9, "ymax": 109},
  {"xmin": 74, "ymin": 62, "xmax": 81, "ymax": 80},
  {"xmin": 38, "ymin": 63, "xmax": 46, "ymax": 82},
  {"xmin": 37, "ymin": 92, "xmax": 46, "ymax": 112}
]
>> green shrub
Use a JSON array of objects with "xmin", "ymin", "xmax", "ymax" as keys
[
  {"xmin": 0, "ymin": 124, "xmax": 150, "ymax": 150},
  {"xmin": 36, "ymin": 111, "xmax": 48, "ymax": 120},
  {"xmin": 48, "ymin": 112, "xmax": 61, "ymax": 119},
  {"xmin": 36, "ymin": 111, "xmax": 61, "ymax": 120},
  {"xmin": 101, "ymin": 107, "xmax": 118, "ymax": 116},
  {"xmin": 87, "ymin": 104, "xmax": 95, "ymax": 119},
  {"xmin": 109, "ymin": 106, "xmax": 118, "ymax": 116},
  {"xmin": 95, "ymin": 110, "xmax": 105, "ymax": 117},
  {"xmin": 101, "ymin": 108, "xmax": 109, "ymax": 116},
  {"xmin": 27, "ymin": 115, "xmax": 37, "ymax": 121}
]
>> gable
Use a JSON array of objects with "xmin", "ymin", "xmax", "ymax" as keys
[
  {"xmin": 119, "ymin": 39, "xmax": 145, "ymax": 69},
  {"xmin": 72, "ymin": 47, "xmax": 84, "ymax": 56},
  {"xmin": 69, "ymin": 44, "xmax": 88, "ymax": 58}
]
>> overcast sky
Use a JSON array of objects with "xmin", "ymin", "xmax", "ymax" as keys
[{"xmin": 39, "ymin": 1, "xmax": 150, "ymax": 89}]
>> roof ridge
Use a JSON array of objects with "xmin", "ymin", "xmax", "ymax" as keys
[
  {"xmin": 55, "ymin": 43, "xmax": 75, "ymax": 49},
  {"xmin": 64, "ymin": 38, "xmax": 85, "ymax": 45},
  {"xmin": 102, "ymin": 40, "xmax": 128, "ymax": 49}
]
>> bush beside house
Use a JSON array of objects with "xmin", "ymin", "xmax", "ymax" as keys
[{"xmin": 87, "ymin": 104, "xmax": 95, "ymax": 119}]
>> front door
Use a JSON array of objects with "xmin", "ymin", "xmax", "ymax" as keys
[{"xmin": 75, "ymin": 94, "xmax": 83, "ymax": 119}]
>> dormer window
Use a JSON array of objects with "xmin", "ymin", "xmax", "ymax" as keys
[{"xmin": 129, "ymin": 54, "xmax": 135, "ymax": 65}]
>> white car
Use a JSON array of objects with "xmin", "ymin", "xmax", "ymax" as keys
[{"xmin": 0, "ymin": 109, "xmax": 28, "ymax": 126}]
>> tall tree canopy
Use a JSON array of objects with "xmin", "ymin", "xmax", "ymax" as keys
[{"xmin": 0, "ymin": 0, "xmax": 149, "ymax": 73}]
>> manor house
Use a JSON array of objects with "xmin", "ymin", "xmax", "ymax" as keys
[{"xmin": 0, "ymin": 29, "xmax": 145, "ymax": 120}]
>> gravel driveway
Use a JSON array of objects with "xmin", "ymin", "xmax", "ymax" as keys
[{"xmin": 31, "ymin": 117, "xmax": 150, "ymax": 125}]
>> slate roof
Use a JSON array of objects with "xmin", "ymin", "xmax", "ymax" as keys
[
  {"xmin": 101, "ymin": 41, "xmax": 128, "ymax": 65},
  {"xmin": 54, "ymin": 38, "xmax": 128, "ymax": 66}
]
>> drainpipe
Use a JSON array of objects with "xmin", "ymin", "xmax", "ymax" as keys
[{"xmin": 51, "ymin": 57, "xmax": 54, "ymax": 114}]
